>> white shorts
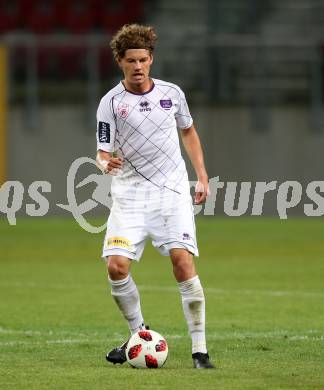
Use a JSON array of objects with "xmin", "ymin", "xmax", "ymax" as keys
[{"xmin": 102, "ymin": 191, "xmax": 198, "ymax": 261}]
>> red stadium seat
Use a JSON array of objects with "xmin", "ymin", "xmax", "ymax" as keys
[
  {"xmin": 58, "ymin": 46, "xmax": 87, "ymax": 79},
  {"xmin": 23, "ymin": 0, "xmax": 59, "ymax": 34},
  {"xmin": 38, "ymin": 46, "xmax": 90, "ymax": 80},
  {"xmin": 37, "ymin": 47, "xmax": 61, "ymax": 79},
  {"xmin": 97, "ymin": 0, "xmax": 143, "ymax": 32},
  {"xmin": 99, "ymin": 45, "xmax": 113, "ymax": 79},
  {"xmin": 0, "ymin": 0, "xmax": 23, "ymax": 33},
  {"xmin": 57, "ymin": 0, "xmax": 97, "ymax": 33}
]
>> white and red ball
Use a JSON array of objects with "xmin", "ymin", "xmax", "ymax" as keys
[{"xmin": 126, "ymin": 329, "xmax": 168, "ymax": 368}]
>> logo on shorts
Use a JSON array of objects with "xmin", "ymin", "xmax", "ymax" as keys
[
  {"xmin": 117, "ymin": 103, "xmax": 129, "ymax": 119},
  {"xmin": 107, "ymin": 236, "xmax": 132, "ymax": 249},
  {"xmin": 182, "ymin": 233, "xmax": 190, "ymax": 240},
  {"xmin": 160, "ymin": 99, "xmax": 172, "ymax": 110}
]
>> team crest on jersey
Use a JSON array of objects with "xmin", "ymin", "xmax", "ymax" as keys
[
  {"xmin": 117, "ymin": 103, "xmax": 129, "ymax": 118},
  {"xmin": 160, "ymin": 99, "xmax": 172, "ymax": 110}
]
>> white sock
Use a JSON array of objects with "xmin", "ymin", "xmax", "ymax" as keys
[
  {"xmin": 109, "ymin": 274, "xmax": 145, "ymax": 334},
  {"xmin": 178, "ymin": 275, "xmax": 207, "ymax": 354}
]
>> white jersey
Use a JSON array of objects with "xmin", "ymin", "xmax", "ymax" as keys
[{"xmin": 96, "ymin": 78, "xmax": 193, "ymax": 198}]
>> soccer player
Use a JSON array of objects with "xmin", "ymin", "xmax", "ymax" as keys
[{"xmin": 96, "ymin": 24, "xmax": 214, "ymax": 369}]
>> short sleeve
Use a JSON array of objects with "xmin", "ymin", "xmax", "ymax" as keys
[
  {"xmin": 175, "ymin": 88, "xmax": 193, "ymax": 129},
  {"xmin": 96, "ymin": 96, "xmax": 116, "ymax": 152}
]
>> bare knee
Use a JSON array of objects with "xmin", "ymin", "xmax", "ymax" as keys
[
  {"xmin": 170, "ymin": 249, "xmax": 196, "ymax": 282},
  {"xmin": 107, "ymin": 256, "xmax": 131, "ymax": 280}
]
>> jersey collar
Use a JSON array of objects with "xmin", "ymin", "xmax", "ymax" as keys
[{"xmin": 121, "ymin": 79, "xmax": 155, "ymax": 95}]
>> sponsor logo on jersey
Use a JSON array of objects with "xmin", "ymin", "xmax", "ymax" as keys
[
  {"xmin": 117, "ymin": 103, "xmax": 129, "ymax": 118},
  {"xmin": 98, "ymin": 121, "xmax": 110, "ymax": 143},
  {"xmin": 139, "ymin": 100, "xmax": 151, "ymax": 112},
  {"xmin": 160, "ymin": 99, "xmax": 172, "ymax": 109},
  {"xmin": 106, "ymin": 236, "xmax": 132, "ymax": 249}
]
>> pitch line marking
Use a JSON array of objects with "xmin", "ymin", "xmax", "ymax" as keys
[
  {"xmin": 138, "ymin": 285, "xmax": 324, "ymax": 299},
  {"xmin": 1, "ymin": 328, "xmax": 324, "ymax": 348},
  {"xmin": 1, "ymin": 281, "xmax": 324, "ymax": 299}
]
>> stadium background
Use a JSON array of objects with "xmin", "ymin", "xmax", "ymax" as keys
[
  {"xmin": 1, "ymin": 0, "xmax": 324, "ymax": 216},
  {"xmin": 1, "ymin": 2, "xmax": 324, "ymax": 389}
]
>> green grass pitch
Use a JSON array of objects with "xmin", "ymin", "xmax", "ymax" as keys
[{"xmin": 1, "ymin": 217, "xmax": 324, "ymax": 389}]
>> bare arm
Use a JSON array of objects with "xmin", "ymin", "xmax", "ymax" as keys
[
  {"xmin": 180, "ymin": 125, "xmax": 209, "ymax": 204},
  {"xmin": 96, "ymin": 150, "xmax": 123, "ymax": 175}
]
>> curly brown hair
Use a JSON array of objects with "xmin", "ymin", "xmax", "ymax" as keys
[{"xmin": 110, "ymin": 24, "xmax": 157, "ymax": 60}]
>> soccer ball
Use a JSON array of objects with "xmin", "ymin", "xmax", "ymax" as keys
[{"xmin": 126, "ymin": 329, "xmax": 168, "ymax": 368}]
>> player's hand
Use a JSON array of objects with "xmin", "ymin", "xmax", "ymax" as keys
[
  {"xmin": 97, "ymin": 156, "xmax": 124, "ymax": 175},
  {"xmin": 194, "ymin": 178, "xmax": 210, "ymax": 204},
  {"xmin": 105, "ymin": 156, "xmax": 124, "ymax": 175}
]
